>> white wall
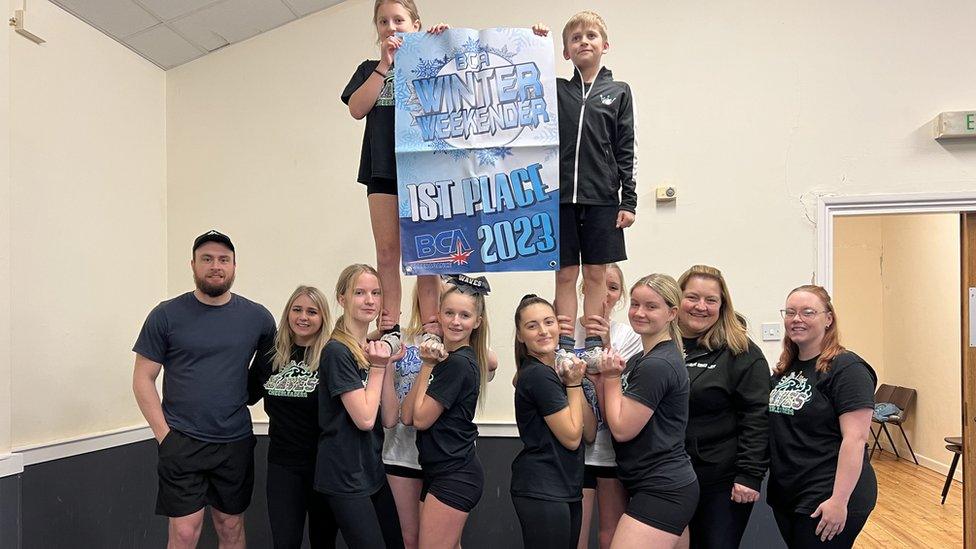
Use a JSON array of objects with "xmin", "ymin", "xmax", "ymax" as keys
[
  {"xmin": 0, "ymin": 0, "xmax": 11, "ymax": 455},
  {"xmin": 833, "ymin": 213, "xmax": 961, "ymax": 476},
  {"xmin": 9, "ymin": 1, "xmax": 166, "ymax": 447},
  {"xmin": 166, "ymin": 0, "xmax": 976, "ymax": 423}
]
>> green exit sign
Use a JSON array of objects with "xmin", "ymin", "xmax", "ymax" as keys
[{"xmin": 935, "ymin": 111, "xmax": 976, "ymax": 139}]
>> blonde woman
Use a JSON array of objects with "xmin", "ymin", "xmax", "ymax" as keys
[
  {"xmin": 595, "ymin": 274, "xmax": 698, "ymax": 548},
  {"xmin": 248, "ymin": 286, "xmax": 337, "ymax": 548},
  {"xmin": 314, "ymin": 265, "xmax": 402, "ymax": 548}
]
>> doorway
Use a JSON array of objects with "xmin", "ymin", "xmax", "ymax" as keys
[{"xmin": 821, "ymin": 193, "xmax": 976, "ymax": 547}]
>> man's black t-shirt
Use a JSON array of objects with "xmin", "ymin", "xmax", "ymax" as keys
[
  {"xmin": 248, "ymin": 345, "xmax": 320, "ymax": 468},
  {"xmin": 613, "ymin": 340, "xmax": 697, "ymax": 493},
  {"xmin": 342, "ymin": 60, "xmax": 396, "ymax": 184},
  {"xmin": 133, "ymin": 292, "xmax": 276, "ymax": 443},
  {"xmin": 314, "ymin": 340, "xmax": 384, "ymax": 497},
  {"xmin": 768, "ymin": 351, "xmax": 878, "ymax": 515},
  {"xmin": 511, "ymin": 357, "xmax": 584, "ymax": 502},
  {"xmin": 416, "ymin": 346, "xmax": 480, "ymax": 476}
]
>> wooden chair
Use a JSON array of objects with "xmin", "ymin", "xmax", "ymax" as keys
[
  {"xmin": 942, "ymin": 436, "xmax": 962, "ymax": 504},
  {"xmin": 870, "ymin": 385, "xmax": 919, "ymax": 465}
]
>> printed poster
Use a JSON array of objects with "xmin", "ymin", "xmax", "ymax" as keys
[{"xmin": 394, "ymin": 28, "xmax": 560, "ymax": 274}]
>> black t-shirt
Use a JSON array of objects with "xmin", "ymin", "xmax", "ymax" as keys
[
  {"xmin": 133, "ymin": 292, "xmax": 276, "ymax": 443},
  {"xmin": 314, "ymin": 339, "xmax": 384, "ymax": 497},
  {"xmin": 416, "ymin": 346, "xmax": 480, "ymax": 476},
  {"xmin": 248, "ymin": 345, "xmax": 320, "ymax": 468},
  {"xmin": 511, "ymin": 357, "xmax": 584, "ymax": 501},
  {"xmin": 342, "ymin": 60, "xmax": 396, "ymax": 184},
  {"xmin": 613, "ymin": 340, "xmax": 697, "ymax": 492},
  {"xmin": 768, "ymin": 351, "xmax": 878, "ymax": 515}
]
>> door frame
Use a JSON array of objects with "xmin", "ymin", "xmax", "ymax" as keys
[{"xmin": 818, "ymin": 191, "xmax": 976, "ymax": 547}]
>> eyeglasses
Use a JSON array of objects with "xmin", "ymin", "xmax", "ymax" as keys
[{"xmin": 780, "ymin": 309, "xmax": 826, "ymax": 320}]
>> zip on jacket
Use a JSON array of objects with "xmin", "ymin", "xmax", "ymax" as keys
[{"xmin": 556, "ymin": 66, "xmax": 638, "ymax": 212}]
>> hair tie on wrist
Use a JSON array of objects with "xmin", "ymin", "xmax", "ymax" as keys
[
  {"xmin": 565, "ymin": 383, "xmax": 582, "ymax": 388},
  {"xmin": 373, "ymin": 68, "xmax": 387, "ymax": 78}
]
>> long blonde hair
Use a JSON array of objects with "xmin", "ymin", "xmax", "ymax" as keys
[
  {"xmin": 631, "ymin": 273, "xmax": 684, "ymax": 354},
  {"xmin": 439, "ymin": 285, "xmax": 490, "ymax": 409},
  {"xmin": 272, "ymin": 286, "xmax": 332, "ymax": 372},
  {"xmin": 330, "ymin": 264, "xmax": 379, "ymax": 370},
  {"xmin": 775, "ymin": 285, "xmax": 845, "ymax": 375},
  {"xmin": 677, "ymin": 265, "xmax": 749, "ymax": 355}
]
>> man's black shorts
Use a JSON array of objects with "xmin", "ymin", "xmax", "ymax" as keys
[
  {"xmin": 559, "ymin": 204, "xmax": 627, "ymax": 268},
  {"xmin": 155, "ymin": 429, "xmax": 256, "ymax": 517}
]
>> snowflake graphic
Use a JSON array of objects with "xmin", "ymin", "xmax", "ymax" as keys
[
  {"xmin": 412, "ymin": 55, "xmax": 451, "ymax": 79},
  {"xmin": 476, "ymin": 147, "xmax": 514, "ymax": 166}
]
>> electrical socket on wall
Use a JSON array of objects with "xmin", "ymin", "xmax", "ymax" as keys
[{"xmin": 761, "ymin": 322, "xmax": 782, "ymax": 341}]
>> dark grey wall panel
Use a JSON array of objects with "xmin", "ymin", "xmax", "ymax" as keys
[
  {"xmin": 18, "ymin": 435, "xmax": 786, "ymax": 548},
  {"xmin": 0, "ymin": 473, "xmax": 21, "ymax": 549}
]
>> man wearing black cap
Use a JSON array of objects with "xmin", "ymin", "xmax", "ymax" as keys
[{"xmin": 132, "ymin": 230, "xmax": 276, "ymax": 549}]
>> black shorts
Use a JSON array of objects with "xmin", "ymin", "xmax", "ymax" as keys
[
  {"xmin": 385, "ymin": 464, "xmax": 424, "ymax": 480},
  {"xmin": 625, "ymin": 480, "xmax": 699, "ymax": 536},
  {"xmin": 156, "ymin": 430, "xmax": 256, "ymax": 517},
  {"xmin": 583, "ymin": 465, "xmax": 618, "ymax": 489},
  {"xmin": 559, "ymin": 204, "xmax": 627, "ymax": 268},
  {"xmin": 366, "ymin": 177, "xmax": 398, "ymax": 196},
  {"xmin": 419, "ymin": 457, "xmax": 484, "ymax": 513}
]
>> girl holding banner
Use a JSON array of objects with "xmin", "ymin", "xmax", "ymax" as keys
[
  {"xmin": 402, "ymin": 276, "xmax": 491, "ymax": 549},
  {"xmin": 341, "ymin": 0, "xmax": 448, "ymax": 355}
]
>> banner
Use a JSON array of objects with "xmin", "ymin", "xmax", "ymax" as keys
[{"xmin": 394, "ymin": 28, "xmax": 560, "ymax": 275}]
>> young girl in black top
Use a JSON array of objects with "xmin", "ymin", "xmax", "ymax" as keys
[
  {"xmin": 676, "ymin": 265, "xmax": 769, "ymax": 549},
  {"xmin": 769, "ymin": 285, "xmax": 876, "ymax": 548},
  {"xmin": 248, "ymin": 286, "xmax": 338, "ymax": 548},
  {"xmin": 314, "ymin": 264, "xmax": 403, "ymax": 548},
  {"xmin": 511, "ymin": 295, "xmax": 587, "ymax": 548},
  {"xmin": 341, "ymin": 0, "xmax": 447, "ymax": 353},
  {"xmin": 595, "ymin": 274, "xmax": 698, "ymax": 548},
  {"xmin": 402, "ymin": 275, "xmax": 491, "ymax": 549}
]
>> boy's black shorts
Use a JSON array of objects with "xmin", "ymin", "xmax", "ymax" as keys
[
  {"xmin": 155, "ymin": 429, "xmax": 256, "ymax": 517},
  {"xmin": 559, "ymin": 204, "xmax": 627, "ymax": 268}
]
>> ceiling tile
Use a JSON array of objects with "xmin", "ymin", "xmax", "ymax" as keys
[
  {"xmin": 136, "ymin": 0, "xmax": 219, "ymax": 21},
  {"xmin": 169, "ymin": 0, "xmax": 296, "ymax": 52},
  {"xmin": 53, "ymin": 0, "xmax": 160, "ymax": 38},
  {"xmin": 281, "ymin": 0, "xmax": 345, "ymax": 17},
  {"xmin": 125, "ymin": 24, "xmax": 204, "ymax": 69}
]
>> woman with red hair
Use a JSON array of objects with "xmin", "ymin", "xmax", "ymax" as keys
[{"xmin": 768, "ymin": 285, "xmax": 877, "ymax": 548}]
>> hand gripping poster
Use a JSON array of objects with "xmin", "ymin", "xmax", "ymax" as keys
[{"xmin": 394, "ymin": 28, "xmax": 559, "ymax": 275}]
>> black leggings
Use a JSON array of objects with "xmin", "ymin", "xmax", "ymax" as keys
[
  {"xmin": 688, "ymin": 485, "xmax": 754, "ymax": 549},
  {"xmin": 512, "ymin": 495, "xmax": 582, "ymax": 549},
  {"xmin": 266, "ymin": 461, "xmax": 337, "ymax": 549},
  {"xmin": 772, "ymin": 507, "xmax": 870, "ymax": 549},
  {"xmin": 325, "ymin": 482, "xmax": 404, "ymax": 549}
]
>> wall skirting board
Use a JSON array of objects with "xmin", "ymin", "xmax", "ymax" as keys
[{"xmin": 2, "ymin": 421, "xmax": 519, "ymax": 476}]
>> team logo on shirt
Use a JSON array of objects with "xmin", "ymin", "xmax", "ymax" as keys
[
  {"xmin": 375, "ymin": 72, "xmax": 395, "ymax": 107},
  {"xmin": 768, "ymin": 371, "xmax": 813, "ymax": 415},
  {"xmin": 686, "ymin": 361, "xmax": 715, "ymax": 370},
  {"xmin": 264, "ymin": 360, "xmax": 318, "ymax": 398},
  {"xmin": 599, "ymin": 94, "xmax": 616, "ymax": 105},
  {"xmin": 620, "ymin": 371, "xmax": 631, "ymax": 392}
]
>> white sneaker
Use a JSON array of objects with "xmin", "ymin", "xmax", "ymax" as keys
[
  {"xmin": 580, "ymin": 346, "xmax": 604, "ymax": 374},
  {"xmin": 555, "ymin": 349, "xmax": 576, "ymax": 373},
  {"xmin": 380, "ymin": 330, "xmax": 402, "ymax": 356}
]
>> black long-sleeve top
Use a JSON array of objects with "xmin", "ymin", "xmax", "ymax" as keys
[{"xmin": 683, "ymin": 337, "xmax": 770, "ymax": 491}]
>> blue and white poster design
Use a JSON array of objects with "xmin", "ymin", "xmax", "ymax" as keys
[{"xmin": 394, "ymin": 28, "xmax": 560, "ymax": 275}]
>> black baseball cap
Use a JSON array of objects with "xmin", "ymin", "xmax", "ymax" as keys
[{"xmin": 192, "ymin": 230, "xmax": 235, "ymax": 253}]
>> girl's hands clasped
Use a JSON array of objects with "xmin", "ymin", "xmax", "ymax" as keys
[{"xmin": 419, "ymin": 338, "xmax": 449, "ymax": 365}]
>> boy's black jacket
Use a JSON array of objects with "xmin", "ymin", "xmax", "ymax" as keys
[
  {"xmin": 557, "ymin": 66, "xmax": 637, "ymax": 212},
  {"xmin": 683, "ymin": 338, "xmax": 770, "ymax": 491}
]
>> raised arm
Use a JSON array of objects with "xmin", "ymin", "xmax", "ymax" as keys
[
  {"xmin": 543, "ymin": 358, "xmax": 586, "ymax": 450},
  {"xmin": 598, "ymin": 350, "xmax": 652, "ymax": 442}
]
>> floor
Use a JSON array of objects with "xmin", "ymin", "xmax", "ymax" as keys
[{"xmin": 857, "ymin": 451, "xmax": 962, "ymax": 548}]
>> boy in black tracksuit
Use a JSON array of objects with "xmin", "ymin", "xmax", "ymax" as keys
[{"xmin": 535, "ymin": 11, "xmax": 638, "ymax": 368}]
